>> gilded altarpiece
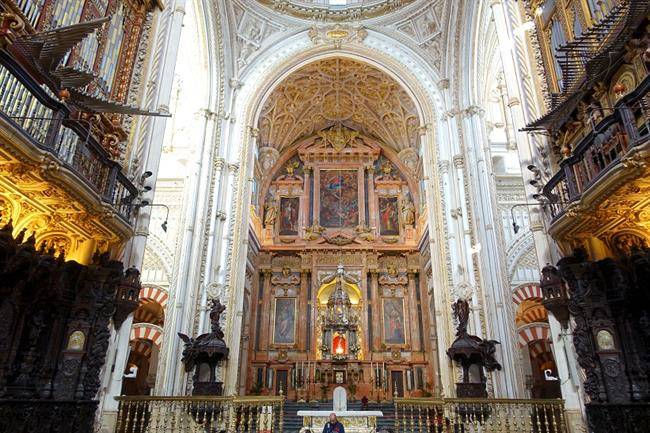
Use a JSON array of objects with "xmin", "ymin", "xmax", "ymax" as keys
[{"xmin": 247, "ymin": 127, "xmax": 437, "ymax": 401}]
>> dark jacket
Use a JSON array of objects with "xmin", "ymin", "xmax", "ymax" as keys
[{"xmin": 322, "ymin": 421, "xmax": 345, "ymax": 433}]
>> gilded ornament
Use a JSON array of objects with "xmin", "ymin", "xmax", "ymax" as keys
[{"xmin": 317, "ymin": 125, "xmax": 359, "ymax": 152}]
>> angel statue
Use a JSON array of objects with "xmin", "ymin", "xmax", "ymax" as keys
[{"xmin": 452, "ymin": 298, "xmax": 470, "ymax": 337}]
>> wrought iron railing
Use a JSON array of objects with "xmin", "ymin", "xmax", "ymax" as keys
[
  {"xmin": 114, "ymin": 395, "xmax": 285, "ymax": 433},
  {"xmin": 543, "ymin": 76, "xmax": 650, "ymax": 222},
  {"xmin": 394, "ymin": 397, "xmax": 568, "ymax": 433},
  {"xmin": 0, "ymin": 54, "xmax": 136, "ymax": 224}
]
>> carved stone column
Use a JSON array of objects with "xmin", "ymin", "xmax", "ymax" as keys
[
  {"xmin": 407, "ymin": 271, "xmax": 421, "ymax": 352},
  {"xmin": 366, "ymin": 165, "xmax": 377, "ymax": 230},
  {"xmin": 258, "ymin": 270, "xmax": 273, "ymax": 353},
  {"xmin": 299, "ymin": 270, "xmax": 310, "ymax": 351},
  {"xmin": 370, "ymin": 270, "xmax": 381, "ymax": 352}
]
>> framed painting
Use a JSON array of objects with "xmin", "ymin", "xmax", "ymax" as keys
[
  {"xmin": 378, "ymin": 196, "xmax": 400, "ymax": 236},
  {"xmin": 382, "ymin": 298, "xmax": 406, "ymax": 345},
  {"xmin": 319, "ymin": 169, "xmax": 359, "ymax": 228},
  {"xmin": 273, "ymin": 298, "xmax": 296, "ymax": 345},
  {"xmin": 279, "ymin": 197, "xmax": 300, "ymax": 236}
]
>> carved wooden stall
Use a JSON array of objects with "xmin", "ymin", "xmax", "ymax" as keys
[{"xmin": 0, "ymin": 217, "xmax": 140, "ymax": 433}]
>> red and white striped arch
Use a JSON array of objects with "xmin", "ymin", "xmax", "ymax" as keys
[
  {"xmin": 139, "ymin": 285, "xmax": 169, "ymax": 309},
  {"xmin": 130, "ymin": 323, "xmax": 163, "ymax": 347},
  {"xmin": 528, "ymin": 340, "xmax": 554, "ymax": 364},
  {"xmin": 130, "ymin": 339, "xmax": 153, "ymax": 358},
  {"xmin": 512, "ymin": 283, "xmax": 543, "ymax": 305},
  {"xmin": 518, "ymin": 323, "xmax": 550, "ymax": 347},
  {"xmin": 520, "ymin": 305, "xmax": 548, "ymax": 324}
]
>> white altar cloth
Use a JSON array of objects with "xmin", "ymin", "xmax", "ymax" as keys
[{"xmin": 297, "ymin": 410, "xmax": 384, "ymax": 433}]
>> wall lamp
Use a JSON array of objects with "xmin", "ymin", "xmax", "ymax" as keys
[{"xmin": 135, "ymin": 202, "xmax": 170, "ymax": 233}]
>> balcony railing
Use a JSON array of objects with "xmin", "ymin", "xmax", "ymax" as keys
[
  {"xmin": 0, "ymin": 53, "xmax": 136, "ymax": 224},
  {"xmin": 394, "ymin": 397, "xmax": 568, "ymax": 433},
  {"xmin": 114, "ymin": 395, "xmax": 285, "ymax": 433},
  {"xmin": 543, "ymin": 76, "xmax": 650, "ymax": 222}
]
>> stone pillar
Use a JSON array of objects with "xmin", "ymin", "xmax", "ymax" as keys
[
  {"xmin": 407, "ymin": 272, "xmax": 421, "ymax": 352},
  {"xmin": 370, "ymin": 271, "xmax": 381, "ymax": 351},
  {"xmin": 258, "ymin": 270, "xmax": 273, "ymax": 352},
  {"xmin": 489, "ymin": 1, "xmax": 586, "ymax": 429},
  {"xmin": 366, "ymin": 166, "xmax": 377, "ymax": 230},
  {"xmin": 98, "ymin": 1, "xmax": 186, "ymax": 430},
  {"xmin": 298, "ymin": 270, "xmax": 309, "ymax": 351}
]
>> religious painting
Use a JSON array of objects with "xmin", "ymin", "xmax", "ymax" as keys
[
  {"xmin": 378, "ymin": 196, "xmax": 400, "ymax": 236},
  {"xmin": 319, "ymin": 169, "xmax": 359, "ymax": 228},
  {"xmin": 382, "ymin": 298, "xmax": 406, "ymax": 345},
  {"xmin": 273, "ymin": 298, "xmax": 296, "ymax": 345},
  {"xmin": 279, "ymin": 197, "xmax": 300, "ymax": 236}
]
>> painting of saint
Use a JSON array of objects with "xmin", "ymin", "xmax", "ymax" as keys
[
  {"xmin": 319, "ymin": 170, "xmax": 359, "ymax": 228},
  {"xmin": 273, "ymin": 298, "xmax": 296, "ymax": 345},
  {"xmin": 378, "ymin": 196, "xmax": 400, "ymax": 236},
  {"xmin": 383, "ymin": 298, "xmax": 406, "ymax": 345},
  {"xmin": 279, "ymin": 197, "xmax": 299, "ymax": 236}
]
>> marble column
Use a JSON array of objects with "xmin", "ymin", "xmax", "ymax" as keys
[
  {"xmin": 299, "ymin": 271, "xmax": 309, "ymax": 351},
  {"xmin": 407, "ymin": 272, "xmax": 421, "ymax": 352},
  {"xmin": 258, "ymin": 270, "xmax": 273, "ymax": 353},
  {"xmin": 370, "ymin": 271, "xmax": 381, "ymax": 351}
]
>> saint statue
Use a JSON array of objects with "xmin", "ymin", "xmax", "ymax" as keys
[
  {"xmin": 401, "ymin": 198, "xmax": 415, "ymax": 226},
  {"xmin": 264, "ymin": 200, "xmax": 278, "ymax": 227}
]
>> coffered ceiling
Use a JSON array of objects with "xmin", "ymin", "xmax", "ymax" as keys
[{"xmin": 258, "ymin": 57, "xmax": 421, "ymax": 153}]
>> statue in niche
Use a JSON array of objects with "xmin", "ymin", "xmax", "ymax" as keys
[
  {"xmin": 380, "ymin": 161, "xmax": 394, "ymax": 180},
  {"xmin": 264, "ymin": 199, "xmax": 278, "ymax": 227},
  {"xmin": 285, "ymin": 161, "xmax": 299, "ymax": 178},
  {"xmin": 401, "ymin": 198, "xmax": 415, "ymax": 226}
]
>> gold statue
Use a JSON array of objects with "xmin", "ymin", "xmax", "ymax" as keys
[
  {"xmin": 401, "ymin": 198, "xmax": 415, "ymax": 226},
  {"xmin": 264, "ymin": 200, "xmax": 278, "ymax": 227}
]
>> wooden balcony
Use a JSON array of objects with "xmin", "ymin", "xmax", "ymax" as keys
[
  {"xmin": 542, "ymin": 76, "xmax": 650, "ymax": 232},
  {"xmin": 0, "ymin": 54, "xmax": 136, "ymax": 225}
]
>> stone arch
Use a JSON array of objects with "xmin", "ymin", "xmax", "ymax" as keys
[
  {"xmin": 130, "ymin": 323, "xmax": 164, "ymax": 347},
  {"xmin": 517, "ymin": 323, "xmax": 550, "ymax": 347},
  {"xmin": 512, "ymin": 283, "xmax": 543, "ymax": 305},
  {"xmin": 222, "ymin": 29, "xmax": 453, "ymax": 395},
  {"xmin": 139, "ymin": 285, "xmax": 169, "ymax": 309}
]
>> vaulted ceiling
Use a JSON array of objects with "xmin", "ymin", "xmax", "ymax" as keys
[{"xmin": 258, "ymin": 57, "xmax": 420, "ymax": 153}]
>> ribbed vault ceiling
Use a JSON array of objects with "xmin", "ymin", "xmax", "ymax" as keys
[{"xmin": 258, "ymin": 58, "xmax": 420, "ymax": 153}]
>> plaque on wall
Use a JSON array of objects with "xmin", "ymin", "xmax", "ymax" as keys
[
  {"xmin": 320, "ymin": 169, "xmax": 359, "ymax": 228},
  {"xmin": 382, "ymin": 298, "xmax": 406, "ymax": 345},
  {"xmin": 273, "ymin": 298, "xmax": 296, "ymax": 345},
  {"xmin": 378, "ymin": 196, "xmax": 400, "ymax": 236},
  {"xmin": 279, "ymin": 197, "xmax": 300, "ymax": 236}
]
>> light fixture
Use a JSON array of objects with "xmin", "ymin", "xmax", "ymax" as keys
[
  {"xmin": 527, "ymin": 164, "xmax": 540, "ymax": 173},
  {"xmin": 143, "ymin": 185, "xmax": 152, "ymax": 191},
  {"xmin": 161, "ymin": 220, "xmax": 168, "ymax": 232},
  {"xmin": 512, "ymin": 221, "xmax": 520, "ymax": 234}
]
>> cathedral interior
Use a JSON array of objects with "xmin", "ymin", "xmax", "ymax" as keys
[{"xmin": 0, "ymin": 1, "xmax": 649, "ymax": 432}]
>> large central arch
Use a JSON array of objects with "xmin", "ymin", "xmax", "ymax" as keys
[{"xmin": 221, "ymin": 30, "xmax": 459, "ymax": 396}]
